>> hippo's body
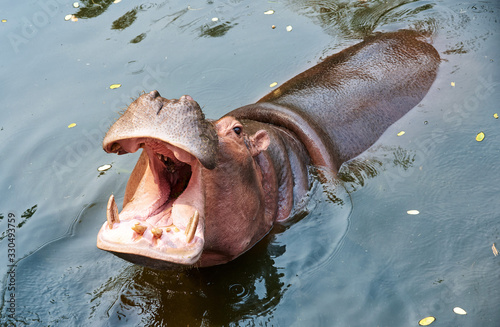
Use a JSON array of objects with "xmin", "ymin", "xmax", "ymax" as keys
[{"xmin": 97, "ymin": 30, "xmax": 440, "ymax": 269}]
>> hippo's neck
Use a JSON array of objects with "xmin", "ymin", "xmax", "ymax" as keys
[
  {"xmin": 239, "ymin": 119, "xmax": 312, "ymax": 222},
  {"xmin": 227, "ymin": 102, "xmax": 341, "ymax": 173}
]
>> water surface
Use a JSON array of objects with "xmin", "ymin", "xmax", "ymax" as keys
[{"xmin": 1, "ymin": 0, "xmax": 499, "ymax": 326}]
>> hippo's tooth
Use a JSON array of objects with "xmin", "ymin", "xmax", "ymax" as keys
[
  {"xmin": 151, "ymin": 227, "xmax": 163, "ymax": 238},
  {"xmin": 106, "ymin": 194, "xmax": 120, "ymax": 228},
  {"xmin": 132, "ymin": 223, "xmax": 147, "ymax": 235},
  {"xmin": 185, "ymin": 210, "xmax": 199, "ymax": 243}
]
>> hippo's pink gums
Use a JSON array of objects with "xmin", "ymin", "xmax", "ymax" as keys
[{"xmin": 97, "ymin": 31, "xmax": 440, "ymax": 269}]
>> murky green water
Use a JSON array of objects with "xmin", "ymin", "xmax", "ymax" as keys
[{"xmin": 1, "ymin": 0, "xmax": 499, "ymax": 326}]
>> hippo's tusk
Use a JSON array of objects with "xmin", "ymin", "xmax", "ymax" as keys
[
  {"xmin": 106, "ymin": 194, "xmax": 120, "ymax": 228},
  {"xmin": 185, "ymin": 210, "xmax": 199, "ymax": 243},
  {"xmin": 132, "ymin": 223, "xmax": 147, "ymax": 235},
  {"xmin": 151, "ymin": 227, "xmax": 163, "ymax": 239}
]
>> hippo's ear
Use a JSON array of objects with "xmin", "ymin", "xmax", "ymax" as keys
[{"xmin": 249, "ymin": 130, "xmax": 270, "ymax": 157}]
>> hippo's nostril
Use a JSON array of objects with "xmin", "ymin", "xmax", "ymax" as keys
[
  {"xmin": 180, "ymin": 95, "xmax": 194, "ymax": 102},
  {"xmin": 149, "ymin": 90, "xmax": 160, "ymax": 98}
]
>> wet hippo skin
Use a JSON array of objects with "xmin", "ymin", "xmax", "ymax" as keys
[{"xmin": 97, "ymin": 30, "xmax": 440, "ymax": 269}]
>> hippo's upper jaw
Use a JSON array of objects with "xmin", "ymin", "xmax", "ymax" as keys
[{"xmin": 97, "ymin": 91, "xmax": 218, "ymax": 268}]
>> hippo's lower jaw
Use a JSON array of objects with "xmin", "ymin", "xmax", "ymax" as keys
[{"xmin": 96, "ymin": 137, "xmax": 206, "ymax": 268}]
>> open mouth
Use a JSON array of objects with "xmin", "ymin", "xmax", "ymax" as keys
[{"xmin": 97, "ymin": 137, "xmax": 205, "ymax": 268}]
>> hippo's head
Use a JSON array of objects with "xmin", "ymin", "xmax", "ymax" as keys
[{"xmin": 97, "ymin": 91, "xmax": 273, "ymax": 269}]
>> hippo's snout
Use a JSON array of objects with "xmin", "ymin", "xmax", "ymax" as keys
[
  {"xmin": 98, "ymin": 91, "xmax": 219, "ymax": 268},
  {"xmin": 103, "ymin": 91, "xmax": 218, "ymax": 170}
]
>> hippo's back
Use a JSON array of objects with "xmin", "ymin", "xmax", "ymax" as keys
[{"xmin": 258, "ymin": 30, "xmax": 440, "ymax": 164}]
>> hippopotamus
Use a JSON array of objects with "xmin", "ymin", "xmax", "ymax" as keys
[{"xmin": 97, "ymin": 30, "xmax": 440, "ymax": 269}]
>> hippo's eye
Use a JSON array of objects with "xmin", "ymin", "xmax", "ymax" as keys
[{"xmin": 233, "ymin": 126, "xmax": 242, "ymax": 135}]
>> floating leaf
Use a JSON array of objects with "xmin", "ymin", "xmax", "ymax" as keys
[
  {"xmin": 475, "ymin": 132, "xmax": 485, "ymax": 142},
  {"xmin": 397, "ymin": 131, "xmax": 405, "ymax": 136},
  {"xmin": 269, "ymin": 82, "xmax": 278, "ymax": 88},
  {"xmin": 271, "ymin": 25, "xmax": 276, "ymax": 29},
  {"xmin": 73, "ymin": 2, "xmax": 79, "ymax": 8},
  {"xmin": 1, "ymin": 19, "xmax": 6, "ymax": 23},
  {"xmin": 113, "ymin": 0, "xmax": 122, "ymax": 3},
  {"xmin": 418, "ymin": 316, "xmax": 436, "ymax": 326},
  {"xmin": 211, "ymin": 17, "xmax": 219, "ymax": 22},
  {"xmin": 64, "ymin": 14, "xmax": 73, "ymax": 21},
  {"xmin": 453, "ymin": 307, "xmax": 467, "ymax": 315},
  {"xmin": 407, "ymin": 210, "xmax": 420, "ymax": 215},
  {"xmin": 109, "ymin": 84, "xmax": 122, "ymax": 89},
  {"xmin": 68, "ymin": 123, "xmax": 77, "ymax": 128},
  {"xmin": 494, "ymin": 113, "xmax": 498, "ymax": 119},
  {"xmin": 264, "ymin": 10, "xmax": 275, "ymax": 15},
  {"xmin": 451, "ymin": 82, "xmax": 455, "ymax": 87},
  {"xmin": 97, "ymin": 164, "xmax": 112, "ymax": 172},
  {"xmin": 286, "ymin": 25, "xmax": 293, "ymax": 32},
  {"xmin": 493, "ymin": 243, "xmax": 498, "ymax": 256}
]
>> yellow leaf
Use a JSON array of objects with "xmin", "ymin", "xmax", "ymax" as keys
[
  {"xmin": 418, "ymin": 316, "xmax": 436, "ymax": 326},
  {"xmin": 64, "ymin": 14, "xmax": 73, "ymax": 21},
  {"xmin": 451, "ymin": 82, "xmax": 455, "ymax": 87},
  {"xmin": 264, "ymin": 10, "xmax": 275, "ymax": 15},
  {"xmin": 493, "ymin": 243, "xmax": 498, "ymax": 256},
  {"xmin": 397, "ymin": 131, "xmax": 405, "ymax": 136},
  {"xmin": 68, "ymin": 123, "xmax": 77, "ymax": 128},
  {"xmin": 453, "ymin": 307, "xmax": 467, "ymax": 315},
  {"xmin": 1, "ymin": 19, "xmax": 7, "ymax": 23},
  {"xmin": 494, "ymin": 113, "xmax": 498, "ymax": 119},
  {"xmin": 269, "ymin": 82, "xmax": 278, "ymax": 88},
  {"xmin": 475, "ymin": 132, "xmax": 485, "ymax": 142},
  {"xmin": 97, "ymin": 164, "xmax": 112, "ymax": 172},
  {"xmin": 407, "ymin": 210, "xmax": 420, "ymax": 215},
  {"xmin": 109, "ymin": 84, "xmax": 122, "ymax": 89}
]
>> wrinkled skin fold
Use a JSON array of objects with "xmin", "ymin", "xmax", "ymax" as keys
[{"xmin": 97, "ymin": 30, "xmax": 440, "ymax": 269}]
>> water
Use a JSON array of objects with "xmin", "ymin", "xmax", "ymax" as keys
[{"xmin": 1, "ymin": 0, "xmax": 499, "ymax": 325}]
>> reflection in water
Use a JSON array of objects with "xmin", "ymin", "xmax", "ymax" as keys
[
  {"xmin": 287, "ymin": 0, "xmax": 440, "ymax": 38},
  {"xmin": 88, "ymin": 170, "xmax": 351, "ymax": 325},
  {"xmin": 200, "ymin": 21, "xmax": 237, "ymax": 38},
  {"xmin": 338, "ymin": 146, "xmax": 416, "ymax": 191},
  {"xmin": 0, "ymin": 205, "xmax": 37, "ymax": 241},
  {"xmin": 73, "ymin": 1, "xmax": 238, "ymax": 43},
  {"xmin": 71, "ymin": 0, "xmax": 443, "ymax": 45},
  {"xmin": 74, "ymin": 0, "xmax": 115, "ymax": 19},
  {"xmin": 111, "ymin": 8, "xmax": 138, "ymax": 30},
  {"xmin": 92, "ymin": 233, "xmax": 285, "ymax": 325}
]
